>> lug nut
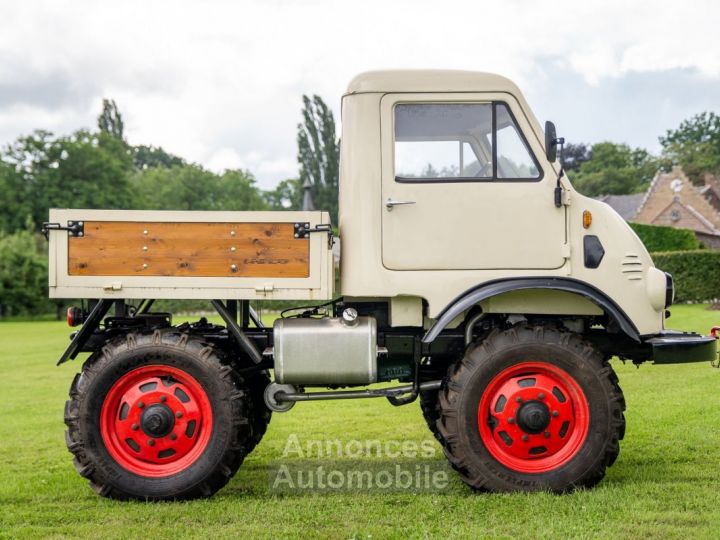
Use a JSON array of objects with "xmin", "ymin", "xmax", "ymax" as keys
[
  {"xmin": 544, "ymin": 431, "xmax": 551, "ymax": 438},
  {"xmin": 515, "ymin": 397, "xmax": 523, "ymax": 403},
  {"xmin": 148, "ymin": 439, "xmax": 155, "ymax": 447},
  {"xmin": 175, "ymin": 411, "xmax": 183, "ymax": 418},
  {"xmin": 522, "ymin": 434, "xmax": 529, "ymax": 442},
  {"xmin": 552, "ymin": 410, "xmax": 559, "ymax": 417},
  {"xmin": 138, "ymin": 401, "xmax": 145, "ymax": 409},
  {"xmin": 160, "ymin": 395, "xmax": 167, "ymax": 403},
  {"xmin": 170, "ymin": 433, "xmax": 177, "ymax": 440},
  {"xmin": 131, "ymin": 423, "xmax": 139, "ymax": 431},
  {"xmin": 507, "ymin": 417, "xmax": 515, "ymax": 424},
  {"xmin": 538, "ymin": 392, "xmax": 545, "ymax": 399}
]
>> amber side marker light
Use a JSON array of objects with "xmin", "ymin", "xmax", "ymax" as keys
[{"xmin": 582, "ymin": 210, "xmax": 593, "ymax": 229}]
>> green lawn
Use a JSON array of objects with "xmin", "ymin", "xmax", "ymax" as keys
[{"xmin": 1, "ymin": 305, "xmax": 719, "ymax": 539}]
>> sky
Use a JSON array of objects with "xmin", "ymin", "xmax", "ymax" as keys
[{"xmin": 0, "ymin": 0, "xmax": 718, "ymax": 190}]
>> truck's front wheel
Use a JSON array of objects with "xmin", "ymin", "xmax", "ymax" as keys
[
  {"xmin": 437, "ymin": 325, "xmax": 625, "ymax": 492},
  {"xmin": 64, "ymin": 331, "xmax": 252, "ymax": 500}
]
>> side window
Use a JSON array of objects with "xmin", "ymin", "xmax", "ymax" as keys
[
  {"xmin": 394, "ymin": 103, "xmax": 492, "ymax": 180},
  {"xmin": 393, "ymin": 102, "xmax": 541, "ymax": 182},
  {"xmin": 495, "ymin": 103, "xmax": 540, "ymax": 179}
]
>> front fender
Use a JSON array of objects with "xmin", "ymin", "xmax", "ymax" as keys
[{"xmin": 422, "ymin": 277, "xmax": 640, "ymax": 344}]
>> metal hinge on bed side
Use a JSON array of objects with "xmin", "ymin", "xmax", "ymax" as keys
[
  {"xmin": 293, "ymin": 222, "xmax": 334, "ymax": 248},
  {"xmin": 41, "ymin": 220, "xmax": 85, "ymax": 240}
]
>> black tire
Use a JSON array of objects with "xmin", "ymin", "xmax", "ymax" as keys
[
  {"xmin": 243, "ymin": 371, "xmax": 272, "ymax": 454},
  {"xmin": 419, "ymin": 389, "xmax": 444, "ymax": 444},
  {"xmin": 437, "ymin": 325, "xmax": 625, "ymax": 493},
  {"xmin": 64, "ymin": 330, "xmax": 252, "ymax": 500}
]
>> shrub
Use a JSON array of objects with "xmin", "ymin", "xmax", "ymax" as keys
[
  {"xmin": 630, "ymin": 223, "xmax": 701, "ymax": 252},
  {"xmin": 0, "ymin": 230, "xmax": 50, "ymax": 316},
  {"xmin": 652, "ymin": 250, "xmax": 720, "ymax": 302}
]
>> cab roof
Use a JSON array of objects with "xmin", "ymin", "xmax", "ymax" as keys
[{"xmin": 345, "ymin": 70, "xmax": 522, "ymax": 95}]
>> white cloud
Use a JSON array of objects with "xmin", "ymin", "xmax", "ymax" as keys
[{"xmin": 0, "ymin": 0, "xmax": 718, "ymax": 188}]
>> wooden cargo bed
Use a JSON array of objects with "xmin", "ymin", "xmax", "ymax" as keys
[
  {"xmin": 47, "ymin": 209, "xmax": 333, "ymax": 301},
  {"xmin": 69, "ymin": 221, "xmax": 309, "ymax": 278}
]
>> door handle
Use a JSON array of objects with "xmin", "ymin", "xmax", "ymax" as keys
[{"xmin": 385, "ymin": 198, "xmax": 416, "ymax": 211}]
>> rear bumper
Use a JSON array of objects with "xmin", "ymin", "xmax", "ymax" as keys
[{"xmin": 644, "ymin": 331, "xmax": 717, "ymax": 365}]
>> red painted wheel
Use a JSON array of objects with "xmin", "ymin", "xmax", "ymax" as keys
[
  {"xmin": 100, "ymin": 365, "xmax": 213, "ymax": 477},
  {"xmin": 437, "ymin": 325, "xmax": 625, "ymax": 492},
  {"xmin": 478, "ymin": 361, "xmax": 589, "ymax": 474},
  {"xmin": 65, "ymin": 332, "xmax": 253, "ymax": 499}
]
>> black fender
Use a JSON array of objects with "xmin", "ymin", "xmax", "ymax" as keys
[{"xmin": 422, "ymin": 277, "xmax": 640, "ymax": 344}]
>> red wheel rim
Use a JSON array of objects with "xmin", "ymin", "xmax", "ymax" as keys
[
  {"xmin": 100, "ymin": 365, "xmax": 213, "ymax": 477},
  {"xmin": 477, "ymin": 361, "xmax": 589, "ymax": 474}
]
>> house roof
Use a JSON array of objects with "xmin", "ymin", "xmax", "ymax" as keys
[
  {"xmin": 597, "ymin": 193, "xmax": 645, "ymax": 220},
  {"xmin": 593, "ymin": 167, "xmax": 720, "ymax": 238},
  {"xmin": 634, "ymin": 166, "xmax": 720, "ymax": 235}
]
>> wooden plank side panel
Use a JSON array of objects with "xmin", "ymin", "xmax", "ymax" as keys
[{"xmin": 68, "ymin": 222, "xmax": 309, "ymax": 278}]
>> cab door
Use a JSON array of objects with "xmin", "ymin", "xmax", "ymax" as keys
[{"xmin": 380, "ymin": 93, "xmax": 565, "ymax": 271}]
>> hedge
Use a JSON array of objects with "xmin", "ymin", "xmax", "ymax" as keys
[
  {"xmin": 652, "ymin": 250, "xmax": 720, "ymax": 303},
  {"xmin": 630, "ymin": 222, "xmax": 701, "ymax": 252}
]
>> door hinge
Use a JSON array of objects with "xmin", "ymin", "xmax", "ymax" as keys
[
  {"xmin": 561, "ymin": 244, "xmax": 572, "ymax": 259},
  {"xmin": 562, "ymin": 190, "xmax": 572, "ymax": 206},
  {"xmin": 294, "ymin": 222, "xmax": 334, "ymax": 248},
  {"xmin": 103, "ymin": 281, "xmax": 122, "ymax": 291},
  {"xmin": 41, "ymin": 220, "xmax": 85, "ymax": 240},
  {"xmin": 255, "ymin": 283, "xmax": 275, "ymax": 295}
]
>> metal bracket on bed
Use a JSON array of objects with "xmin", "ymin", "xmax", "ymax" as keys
[{"xmin": 41, "ymin": 220, "xmax": 85, "ymax": 240}]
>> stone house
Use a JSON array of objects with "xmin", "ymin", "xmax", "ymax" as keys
[{"xmin": 596, "ymin": 166, "xmax": 720, "ymax": 248}]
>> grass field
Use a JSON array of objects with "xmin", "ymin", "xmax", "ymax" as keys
[{"xmin": 1, "ymin": 305, "xmax": 720, "ymax": 539}]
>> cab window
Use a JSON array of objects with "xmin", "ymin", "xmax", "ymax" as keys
[{"xmin": 394, "ymin": 102, "xmax": 541, "ymax": 182}]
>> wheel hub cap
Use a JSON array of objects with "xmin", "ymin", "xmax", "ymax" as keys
[
  {"xmin": 516, "ymin": 400, "xmax": 551, "ymax": 434},
  {"xmin": 140, "ymin": 404, "xmax": 175, "ymax": 438}
]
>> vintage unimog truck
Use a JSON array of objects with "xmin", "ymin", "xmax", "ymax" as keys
[{"xmin": 45, "ymin": 70, "xmax": 716, "ymax": 500}]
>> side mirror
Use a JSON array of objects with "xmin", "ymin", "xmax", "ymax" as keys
[{"xmin": 545, "ymin": 121, "xmax": 558, "ymax": 162}]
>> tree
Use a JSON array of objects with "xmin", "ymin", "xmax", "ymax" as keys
[
  {"xmin": 571, "ymin": 142, "xmax": 659, "ymax": 197},
  {"xmin": 0, "ymin": 228, "xmax": 49, "ymax": 317},
  {"xmin": 132, "ymin": 144, "xmax": 185, "ymax": 170},
  {"xmin": 561, "ymin": 143, "xmax": 593, "ymax": 172},
  {"xmin": 98, "ymin": 100, "xmax": 186, "ymax": 171},
  {"xmin": 0, "ymin": 160, "xmax": 30, "ymax": 233},
  {"xmin": 219, "ymin": 169, "xmax": 269, "ymax": 211},
  {"xmin": 0, "ymin": 129, "xmax": 134, "ymax": 232},
  {"xmin": 97, "ymin": 99, "xmax": 125, "ymax": 141},
  {"xmin": 660, "ymin": 112, "xmax": 720, "ymax": 184},
  {"xmin": 263, "ymin": 178, "xmax": 302, "ymax": 210},
  {"xmin": 297, "ymin": 95, "xmax": 340, "ymax": 223},
  {"xmin": 129, "ymin": 164, "xmax": 267, "ymax": 211}
]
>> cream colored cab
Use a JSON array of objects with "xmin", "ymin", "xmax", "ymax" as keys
[{"xmin": 339, "ymin": 71, "xmax": 669, "ymax": 336}]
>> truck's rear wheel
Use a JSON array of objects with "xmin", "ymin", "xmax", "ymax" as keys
[
  {"xmin": 64, "ymin": 331, "xmax": 252, "ymax": 500},
  {"xmin": 437, "ymin": 325, "xmax": 625, "ymax": 492}
]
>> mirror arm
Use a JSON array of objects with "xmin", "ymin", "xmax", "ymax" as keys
[{"xmin": 553, "ymin": 137, "xmax": 566, "ymax": 208}]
